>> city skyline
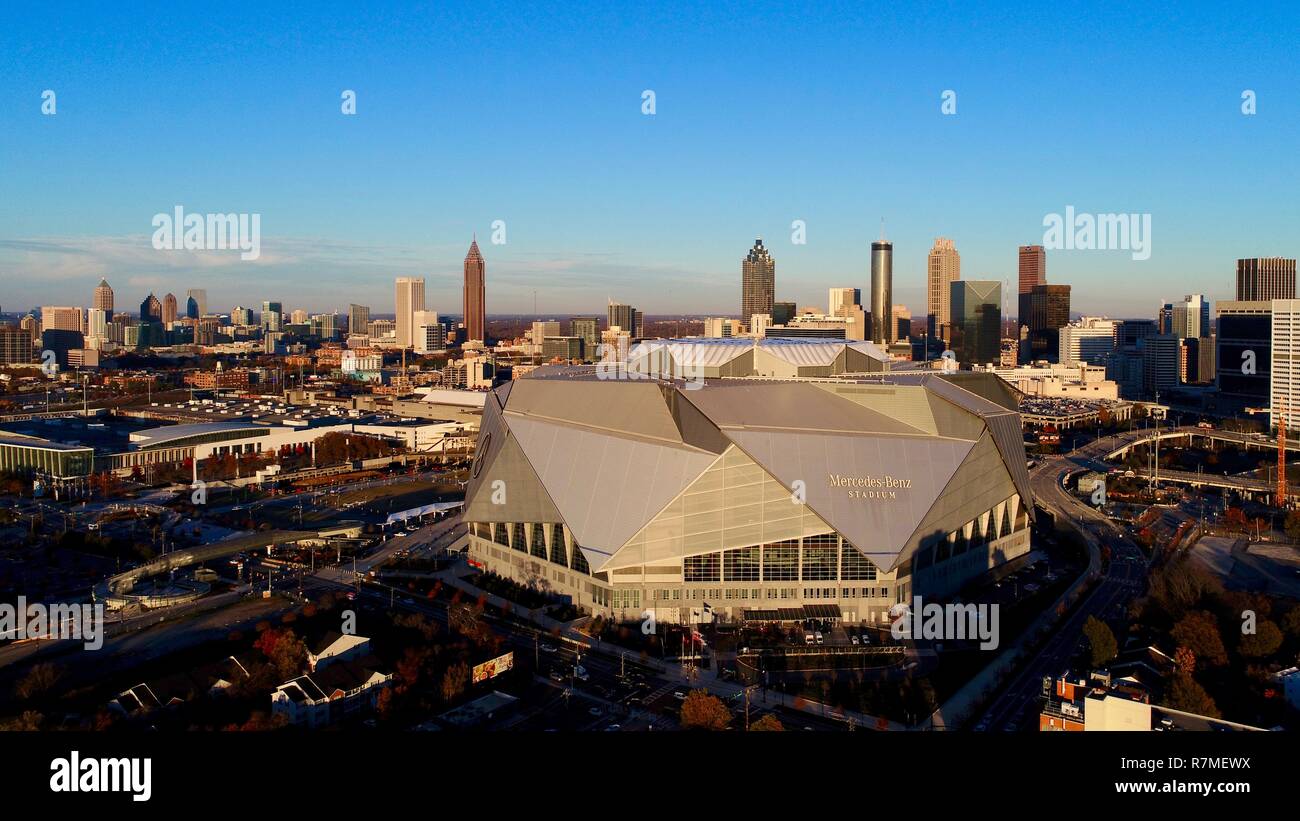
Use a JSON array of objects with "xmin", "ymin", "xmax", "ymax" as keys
[{"xmin": 4, "ymin": 5, "xmax": 1299, "ymax": 316}]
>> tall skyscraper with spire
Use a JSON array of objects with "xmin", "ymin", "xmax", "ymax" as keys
[
  {"xmin": 740, "ymin": 238, "xmax": 775, "ymax": 325},
  {"xmin": 870, "ymin": 225, "xmax": 894, "ymax": 345},
  {"xmin": 926, "ymin": 238, "xmax": 961, "ymax": 344},
  {"xmin": 463, "ymin": 237, "xmax": 486, "ymax": 344},
  {"xmin": 93, "ymin": 278, "xmax": 114, "ymax": 313}
]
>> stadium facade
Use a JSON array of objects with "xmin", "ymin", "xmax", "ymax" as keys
[{"xmin": 463, "ymin": 365, "xmax": 1034, "ymax": 625}]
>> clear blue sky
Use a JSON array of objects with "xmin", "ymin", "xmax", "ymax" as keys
[{"xmin": 2, "ymin": 1, "xmax": 1298, "ymax": 320}]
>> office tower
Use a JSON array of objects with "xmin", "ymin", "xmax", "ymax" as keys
[
  {"xmin": 531, "ymin": 320, "xmax": 561, "ymax": 346},
  {"xmin": 20, "ymin": 315, "xmax": 40, "ymax": 344},
  {"xmin": 542, "ymin": 337, "xmax": 584, "ymax": 361},
  {"xmin": 1117, "ymin": 319, "xmax": 1158, "ymax": 348},
  {"xmin": 312, "ymin": 313, "xmax": 338, "ymax": 340},
  {"xmin": 195, "ymin": 317, "xmax": 220, "ymax": 346},
  {"xmin": 232, "ymin": 306, "xmax": 254, "ymax": 326},
  {"xmin": 927, "ymin": 238, "xmax": 961, "ymax": 342},
  {"xmin": 40, "ymin": 306, "xmax": 84, "ymax": 333},
  {"xmin": 349, "ymin": 304, "xmax": 371, "ymax": 336},
  {"xmin": 570, "ymin": 317, "xmax": 599, "ymax": 360},
  {"xmin": 829, "ymin": 287, "xmax": 861, "ymax": 317},
  {"xmin": 162, "ymin": 293, "xmax": 178, "ymax": 325},
  {"xmin": 262, "ymin": 301, "xmax": 283, "ymax": 334},
  {"xmin": 1216, "ymin": 301, "xmax": 1271, "ymax": 413},
  {"xmin": 368, "ymin": 319, "xmax": 396, "ymax": 339},
  {"xmin": 703, "ymin": 317, "xmax": 733, "ymax": 338},
  {"xmin": 291, "ymin": 309, "xmax": 309, "ymax": 325},
  {"xmin": 395, "ymin": 277, "xmax": 426, "ymax": 349},
  {"xmin": 741, "ymin": 238, "xmax": 775, "ymax": 324},
  {"xmin": 893, "ymin": 305, "xmax": 912, "ymax": 341},
  {"xmin": 0, "ymin": 325, "xmax": 34, "ymax": 365},
  {"xmin": 410, "ymin": 310, "xmax": 442, "ymax": 354},
  {"xmin": 772, "ymin": 301, "xmax": 796, "ymax": 326},
  {"xmin": 186, "ymin": 289, "xmax": 207, "ymax": 317},
  {"xmin": 139, "ymin": 295, "xmax": 162, "ymax": 324},
  {"xmin": 950, "ymin": 281, "xmax": 1001, "ymax": 365},
  {"xmin": 41, "ymin": 329, "xmax": 83, "ymax": 367},
  {"xmin": 1017, "ymin": 245, "xmax": 1046, "ymax": 326},
  {"xmin": 185, "ymin": 295, "xmax": 199, "ymax": 320},
  {"xmin": 870, "ymin": 239, "xmax": 894, "ymax": 345},
  {"xmin": 93, "ymin": 278, "xmax": 114, "ymax": 313},
  {"xmin": 1237, "ymin": 258, "xmax": 1296, "ymax": 301},
  {"xmin": 464, "ymin": 239, "xmax": 486, "ymax": 344},
  {"xmin": 1140, "ymin": 335, "xmax": 1181, "ymax": 396},
  {"xmin": 1027, "ymin": 284, "xmax": 1070, "ymax": 361},
  {"xmin": 608, "ymin": 302, "xmax": 638, "ymax": 337},
  {"xmin": 1059, "ymin": 317, "xmax": 1119, "ymax": 366},
  {"xmin": 1171, "ymin": 294, "xmax": 1210, "ymax": 339},
  {"xmin": 86, "ymin": 308, "xmax": 108, "ymax": 342}
]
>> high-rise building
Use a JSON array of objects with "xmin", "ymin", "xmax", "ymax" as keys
[
  {"xmin": 950, "ymin": 281, "xmax": 1002, "ymax": 365},
  {"xmin": 186, "ymin": 296, "xmax": 200, "ymax": 320},
  {"xmin": 93, "ymin": 279, "xmax": 114, "ymax": 314},
  {"xmin": 1237, "ymin": 258, "xmax": 1296, "ymax": 302},
  {"xmin": 870, "ymin": 239, "xmax": 894, "ymax": 345},
  {"xmin": 1141, "ymin": 335, "xmax": 1181, "ymax": 396},
  {"xmin": 772, "ymin": 301, "xmax": 797, "ymax": 326},
  {"xmin": 162, "ymin": 293, "xmax": 178, "ymax": 325},
  {"xmin": 927, "ymin": 238, "xmax": 961, "ymax": 343},
  {"xmin": 608, "ymin": 302, "xmax": 639, "ymax": 337},
  {"xmin": 741, "ymin": 239, "xmax": 775, "ymax": 325},
  {"xmin": 186, "ymin": 289, "xmax": 208, "ymax": 317},
  {"xmin": 1028, "ymin": 284, "xmax": 1071, "ymax": 361},
  {"xmin": 412, "ymin": 311, "xmax": 444, "ymax": 354},
  {"xmin": 1270, "ymin": 300, "xmax": 1300, "ymax": 432},
  {"xmin": 1018, "ymin": 245, "xmax": 1046, "ymax": 326},
  {"xmin": 570, "ymin": 317, "xmax": 599, "ymax": 361},
  {"xmin": 291, "ymin": 309, "xmax": 310, "ymax": 326},
  {"xmin": 395, "ymin": 277, "xmax": 426, "ymax": 349},
  {"xmin": 40, "ymin": 306, "xmax": 84, "ymax": 333},
  {"xmin": 349, "ymin": 304, "xmax": 371, "ymax": 336},
  {"xmin": 232, "ymin": 306, "xmax": 254, "ymax": 326},
  {"xmin": 828, "ymin": 288, "xmax": 861, "ymax": 318},
  {"xmin": 140, "ymin": 294, "xmax": 162, "ymax": 324},
  {"xmin": 0, "ymin": 325, "xmax": 34, "ymax": 365},
  {"xmin": 1059, "ymin": 317, "xmax": 1119, "ymax": 366},
  {"xmin": 1171, "ymin": 294, "xmax": 1210, "ymax": 339},
  {"xmin": 262, "ymin": 301, "xmax": 283, "ymax": 334},
  {"xmin": 464, "ymin": 239, "xmax": 486, "ymax": 344},
  {"xmin": 1216, "ymin": 301, "xmax": 1271, "ymax": 414}
]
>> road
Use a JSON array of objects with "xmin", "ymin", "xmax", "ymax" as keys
[{"xmin": 973, "ymin": 453, "xmax": 1149, "ymax": 731}]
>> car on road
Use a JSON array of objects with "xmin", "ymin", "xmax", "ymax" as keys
[
  {"xmin": 540, "ymin": 643, "xmax": 558, "ymax": 654},
  {"xmin": 850, "ymin": 635, "xmax": 860, "ymax": 645},
  {"xmin": 673, "ymin": 689, "xmax": 687, "ymax": 700}
]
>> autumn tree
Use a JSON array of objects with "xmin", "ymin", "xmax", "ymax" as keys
[
  {"xmin": 14, "ymin": 663, "xmax": 62, "ymax": 700},
  {"xmin": 1082, "ymin": 616, "xmax": 1117, "ymax": 668},
  {"xmin": 441, "ymin": 662, "xmax": 470, "ymax": 703},
  {"xmin": 1173, "ymin": 646, "xmax": 1197, "ymax": 675},
  {"xmin": 679, "ymin": 690, "xmax": 731, "ymax": 731},
  {"xmin": 749, "ymin": 713, "xmax": 784, "ymax": 732},
  {"xmin": 1170, "ymin": 611, "xmax": 1228, "ymax": 667},
  {"xmin": 1238, "ymin": 620, "xmax": 1284, "ymax": 659}
]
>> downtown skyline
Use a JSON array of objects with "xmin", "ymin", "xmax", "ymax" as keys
[{"xmin": 3, "ymin": 3, "xmax": 1300, "ymax": 317}]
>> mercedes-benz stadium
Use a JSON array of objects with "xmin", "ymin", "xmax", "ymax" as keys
[{"xmin": 462, "ymin": 365, "xmax": 1033, "ymax": 626}]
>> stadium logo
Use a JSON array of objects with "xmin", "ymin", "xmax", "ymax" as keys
[{"xmin": 827, "ymin": 474, "xmax": 912, "ymax": 500}]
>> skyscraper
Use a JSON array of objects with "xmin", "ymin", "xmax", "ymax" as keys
[
  {"xmin": 570, "ymin": 317, "xmax": 599, "ymax": 361},
  {"xmin": 186, "ymin": 296, "xmax": 200, "ymax": 320},
  {"xmin": 1017, "ymin": 245, "xmax": 1046, "ymax": 326},
  {"xmin": 464, "ymin": 239, "xmax": 486, "ymax": 344},
  {"xmin": 1171, "ymin": 294, "xmax": 1210, "ymax": 340},
  {"xmin": 950, "ymin": 281, "xmax": 1002, "ymax": 366},
  {"xmin": 870, "ymin": 238, "xmax": 894, "ymax": 345},
  {"xmin": 828, "ymin": 288, "xmax": 861, "ymax": 317},
  {"xmin": 395, "ymin": 277, "xmax": 426, "ymax": 349},
  {"xmin": 1237, "ymin": 258, "xmax": 1296, "ymax": 301},
  {"xmin": 93, "ymin": 279, "xmax": 114, "ymax": 313},
  {"xmin": 140, "ymin": 294, "xmax": 162, "ymax": 324},
  {"xmin": 1028, "ymin": 284, "xmax": 1071, "ymax": 361},
  {"xmin": 349, "ymin": 304, "xmax": 371, "ymax": 336},
  {"xmin": 40, "ymin": 306, "xmax": 84, "ymax": 333},
  {"xmin": 740, "ymin": 239, "xmax": 775, "ymax": 325},
  {"xmin": 162, "ymin": 293, "xmax": 178, "ymax": 325},
  {"xmin": 186, "ymin": 289, "xmax": 208, "ymax": 317},
  {"xmin": 262, "ymin": 301, "xmax": 283, "ymax": 334},
  {"xmin": 926, "ymin": 238, "xmax": 961, "ymax": 343},
  {"xmin": 608, "ymin": 302, "xmax": 639, "ymax": 337}
]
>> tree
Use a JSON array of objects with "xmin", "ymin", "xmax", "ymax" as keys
[
  {"xmin": 1173, "ymin": 646, "xmax": 1197, "ymax": 675},
  {"xmin": 1238, "ymin": 620, "xmax": 1284, "ymax": 659},
  {"xmin": 1082, "ymin": 616, "xmax": 1117, "ymax": 668},
  {"xmin": 441, "ymin": 662, "xmax": 470, "ymax": 703},
  {"xmin": 679, "ymin": 690, "xmax": 731, "ymax": 731},
  {"xmin": 1171, "ymin": 611, "xmax": 1228, "ymax": 667},
  {"xmin": 1164, "ymin": 672, "xmax": 1220, "ymax": 718},
  {"xmin": 14, "ymin": 663, "xmax": 62, "ymax": 700},
  {"xmin": 749, "ymin": 713, "xmax": 784, "ymax": 732}
]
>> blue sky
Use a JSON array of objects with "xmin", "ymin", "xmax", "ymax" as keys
[{"xmin": 2, "ymin": 1, "xmax": 1298, "ymax": 319}]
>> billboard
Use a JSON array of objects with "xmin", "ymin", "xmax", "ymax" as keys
[{"xmin": 472, "ymin": 651, "xmax": 514, "ymax": 684}]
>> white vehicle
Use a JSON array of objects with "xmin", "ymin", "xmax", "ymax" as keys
[{"xmin": 814, "ymin": 631, "xmax": 824, "ymax": 645}]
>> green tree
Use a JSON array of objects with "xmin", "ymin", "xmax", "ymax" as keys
[
  {"xmin": 1082, "ymin": 616, "xmax": 1118, "ymax": 667},
  {"xmin": 1164, "ymin": 672, "xmax": 1220, "ymax": 718}
]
